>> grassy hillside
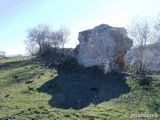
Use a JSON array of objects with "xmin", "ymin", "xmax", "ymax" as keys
[{"xmin": 0, "ymin": 57, "xmax": 160, "ymax": 120}]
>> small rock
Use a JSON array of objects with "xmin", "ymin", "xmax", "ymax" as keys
[
  {"xmin": 28, "ymin": 86, "xmax": 34, "ymax": 91},
  {"xmin": 40, "ymin": 73, "xmax": 44, "ymax": 76},
  {"xmin": 64, "ymin": 114, "xmax": 70, "ymax": 117},
  {"xmin": 48, "ymin": 85, "xmax": 56, "ymax": 88},
  {"xmin": 5, "ymin": 94, "xmax": 10, "ymax": 98},
  {"xmin": 90, "ymin": 88, "xmax": 98, "ymax": 91},
  {"xmin": 26, "ymin": 80, "xmax": 34, "ymax": 84},
  {"xmin": 155, "ymin": 84, "xmax": 160, "ymax": 88},
  {"xmin": 35, "ymin": 65, "xmax": 39, "ymax": 68},
  {"xmin": 50, "ymin": 75, "xmax": 54, "ymax": 77},
  {"xmin": 13, "ymin": 74, "xmax": 19, "ymax": 78}
]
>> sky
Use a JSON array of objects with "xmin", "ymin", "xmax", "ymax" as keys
[{"xmin": 0, "ymin": 0, "xmax": 160, "ymax": 56}]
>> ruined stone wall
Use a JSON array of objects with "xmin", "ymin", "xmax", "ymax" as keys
[
  {"xmin": 76, "ymin": 24, "xmax": 133, "ymax": 72},
  {"xmin": 55, "ymin": 48, "xmax": 75, "ymax": 57}
]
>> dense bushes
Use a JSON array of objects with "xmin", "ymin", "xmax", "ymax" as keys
[{"xmin": 139, "ymin": 76, "xmax": 153, "ymax": 86}]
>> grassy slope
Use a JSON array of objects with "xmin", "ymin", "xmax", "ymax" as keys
[{"xmin": 0, "ymin": 58, "xmax": 160, "ymax": 120}]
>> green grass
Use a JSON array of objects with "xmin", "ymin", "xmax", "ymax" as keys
[{"xmin": 0, "ymin": 58, "xmax": 160, "ymax": 120}]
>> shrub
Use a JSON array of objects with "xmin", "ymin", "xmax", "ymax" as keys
[{"xmin": 139, "ymin": 76, "xmax": 153, "ymax": 86}]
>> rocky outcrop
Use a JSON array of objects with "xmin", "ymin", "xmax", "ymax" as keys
[{"xmin": 76, "ymin": 24, "xmax": 133, "ymax": 73}]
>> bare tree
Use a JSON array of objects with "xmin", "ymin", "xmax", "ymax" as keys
[
  {"xmin": 127, "ymin": 16, "xmax": 151, "ymax": 71},
  {"xmin": 41, "ymin": 42, "xmax": 52, "ymax": 52},
  {"xmin": 0, "ymin": 51, "xmax": 6, "ymax": 58},
  {"xmin": 49, "ymin": 30, "xmax": 60, "ymax": 47},
  {"xmin": 24, "ymin": 40, "xmax": 39, "ymax": 56},
  {"xmin": 154, "ymin": 13, "xmax": 160, "ymax": 42},
  {"xmin": 58, "ymin": 25, "xmax": 70, "ymax": 48},
  {"xmin": 25, "ymin": 24, "xmax": 51, "ymax": 54}
]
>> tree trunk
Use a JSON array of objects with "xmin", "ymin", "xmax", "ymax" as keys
[{"xmin": 39, "ymin": 44, "xmax": 42, "ymax": 54}]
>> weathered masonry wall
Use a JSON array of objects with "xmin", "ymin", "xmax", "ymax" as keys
[{"xmin": 76, "ymin": 24, "xmax": 133, "ymax": 72}]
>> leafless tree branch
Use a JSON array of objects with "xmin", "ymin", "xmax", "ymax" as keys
[{"xmin": 127, "ymin": 16, "xmax": 151, "ymax": 71}]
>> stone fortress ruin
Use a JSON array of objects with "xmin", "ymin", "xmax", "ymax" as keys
[{"xmin": 75, "ymin": 24, "xmax": 133, "ymax": 73}]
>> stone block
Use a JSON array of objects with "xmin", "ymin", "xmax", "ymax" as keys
[{"xmin": 76, "ymin": 24, "xmax": 133, "ymax": 73}]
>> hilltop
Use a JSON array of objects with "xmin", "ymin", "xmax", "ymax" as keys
[{"xmin": 0, "ymin": 56, "xmax": 160, "ymax": 119}]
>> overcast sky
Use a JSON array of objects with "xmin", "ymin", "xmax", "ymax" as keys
[{"xmin": 0, "ymin": 0, "xmax": 160, "ymax": 56}]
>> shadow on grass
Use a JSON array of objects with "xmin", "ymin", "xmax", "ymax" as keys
[
  {"xmin": 0, "ymin": 58, "xmax": 43, "ymax": 86},
  {"xmin": 0, "ymin": 59, "xmax": 33, "ymax": 71},
  {"xmin": 37, "ymin": 70, "xmax": 131, "ymax": 110}
]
